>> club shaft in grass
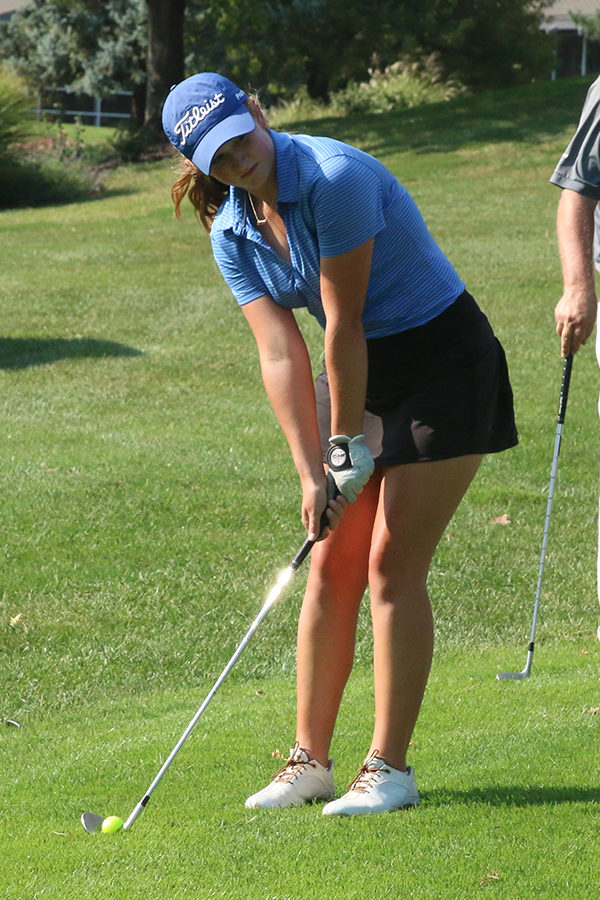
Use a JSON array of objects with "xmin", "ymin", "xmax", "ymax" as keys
[
  {"xmin": 123, "ymin": 571, "xmax": 288, "ymax": 829},
  {"xmin": 122, "ymin": 481, "xmax": 336, "ymax": 830},
  {"xmin": 497, "ymin": 354, "xmax": 573, "ymax": 681}
]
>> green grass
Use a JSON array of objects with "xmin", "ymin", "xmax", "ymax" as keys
[
  {"xmin": 28, "ymin": 119, "xmax": 119, "ymax": 145},
  {"xmin": 2, "ymin": 647, "xmax": 599, "ymax": 898},
  {"xmin": 1, "ymin": 77, "xmax": 600, "ymax": 898}
]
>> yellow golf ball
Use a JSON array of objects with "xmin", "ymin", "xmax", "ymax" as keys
[{"xmin": 101, "ymin": 815, "xmax": 123, "ymax": 834}]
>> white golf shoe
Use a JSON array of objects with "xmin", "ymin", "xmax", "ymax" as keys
[
  {"xmin": 322, "ymin": 752, "xmax": 419, "ymax": 816},
  {"xmin": 245, "ymin": 743, "xmax": 334, "ymax": 809}
]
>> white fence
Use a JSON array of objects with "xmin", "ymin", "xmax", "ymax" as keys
[{"xmin": 34, "ymin": 87, "xmax": 133, "ymax": 127}]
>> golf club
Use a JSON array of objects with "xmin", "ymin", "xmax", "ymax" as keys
[
  {"xmin": 82, "ymin": 474, "xmax": 339, "ymax": 833},
  {"xmin": 497, "ymin": 353, "xmax": 573, "ymax": 681}
]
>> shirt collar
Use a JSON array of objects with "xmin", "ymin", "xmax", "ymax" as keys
[{"xmin": 271, "ymin": 130, "xmax": 300, "ymax": 203}]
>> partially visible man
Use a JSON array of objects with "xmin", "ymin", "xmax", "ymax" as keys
[{"xmin": 550, "ymin": 75, "xmax": 600, "ymax": 638}]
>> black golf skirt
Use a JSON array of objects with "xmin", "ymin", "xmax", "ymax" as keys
[{"xmin": 315, "ymin": 290, "xmax": 518, "ymax": 466}]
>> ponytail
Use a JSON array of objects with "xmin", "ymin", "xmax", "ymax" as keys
[{"xmin": 170, "ymin": 157, "xmax": 229, "ymax": 233}]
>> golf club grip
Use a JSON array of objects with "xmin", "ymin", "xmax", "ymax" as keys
[
  {"xmin": 557, "ymin": 354, "xmax": 573, "ymax": 424},
  {"xmin": 290, "ymin": 472, "xmax": 339, "ymax": 570}
]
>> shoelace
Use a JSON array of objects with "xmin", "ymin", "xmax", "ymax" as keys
[
  {"xmin": 346, "ymin": 751, "xmax": 390, "ymax": 794},
  {"xmin": 271, "ymin": 742, "xmax": 316, "ymax": 784}
]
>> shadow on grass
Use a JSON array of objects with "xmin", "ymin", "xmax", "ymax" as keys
[
  {"xmin": 288, "ymin": 77, "xmax": 595, "ymax": 159},
  {"xmin": 0, "ymin": 152, "xmax": 138, "ymax": 211},
  {"xmin": 425, "ymin": 784, "xmax": 599, "ymax": 807},
  {"xmin": 0, "ymin": 337, "xmax": 143, "ymax": 370},
  {"xmin": 0, "ymin": 180, "xmax": 136, "ymax": 211}
]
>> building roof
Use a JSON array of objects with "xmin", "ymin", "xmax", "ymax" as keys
[
  {"xmin": 542, "ymin": 0, "xmax": 600, "ymax": 31},
  {"xmin": 0, "ymin": 0, "xmax": 30, "ymax": 18}
]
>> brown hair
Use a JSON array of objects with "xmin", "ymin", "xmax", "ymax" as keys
[
  {"xmin": 169, "ymin": 97, "xmax": 269, "ymax": 233},
  {"xmin": 171, "ymin": 161, "xmax": 228, "ymax": 232}
]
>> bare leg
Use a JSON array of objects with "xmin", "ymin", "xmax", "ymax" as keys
[
  {"xmin": 368, "ymin": 455, "xmax": 483, "ymax": 771},
  {"xmin": 295, "ymin": 475, "xmax": 381, "ymax": 766}
]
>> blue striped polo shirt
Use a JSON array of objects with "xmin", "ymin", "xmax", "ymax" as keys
[{"xmin": 210, "ymin": 130, "xmax": 464, "ymax": 338}]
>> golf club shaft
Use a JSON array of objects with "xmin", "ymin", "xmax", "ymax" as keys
[
  {"xmin": 123, "ymin": 475, "xmax": 338, "ymax": 830},
  {"xmin": 498, "ymin": 354, "xmax": 572, "ymax": 680},
  {"xmin": 526, "ymin": 353, "xmax": 572, "ymax": 651},
  {"xmin": 123, "ymin": 584, "xmax": 283, "ymax": 829}
]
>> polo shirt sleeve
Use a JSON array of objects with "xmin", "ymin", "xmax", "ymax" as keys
[
  {"xmin": 309, "ymin": 154, "xmax": 386, "ymax": 257},
  {"xmin": 211, "ymin": 230, "xmax": 269, "ymax": 306},
  {"xmin": 550, "ymin": 77, "xmax": 600, "ymax": 199}
]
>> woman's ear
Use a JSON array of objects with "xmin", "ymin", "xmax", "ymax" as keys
[{"xmin": 247, "ymin": 97, "xmax": 269, "ymax": 130}]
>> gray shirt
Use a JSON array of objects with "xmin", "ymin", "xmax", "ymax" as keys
[
  {"xmin": 551, "ymin": 76, "xmax": 600, "ymax": 269},
  {"xmin": 551, "ymin": 76, "xmax": 600, "ymax": 199},
  {"xmin": 550, "ymin": 78, "xmax": 600, "ymax": 271}
]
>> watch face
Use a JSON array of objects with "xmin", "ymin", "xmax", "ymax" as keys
[{"xmin": 329, "ymin": 446, "xmax": 349, "ymax": 469}]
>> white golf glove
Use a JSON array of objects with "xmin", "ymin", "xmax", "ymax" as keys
[{"xmin": 326, "ymin": 434, "xmax": 374, "ymax": 503}]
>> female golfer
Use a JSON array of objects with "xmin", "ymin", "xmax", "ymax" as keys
[{"xmin": 162, "ymin": 73, "xmax": 518, "ymax": 816}]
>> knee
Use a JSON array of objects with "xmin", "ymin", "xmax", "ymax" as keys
[
  {"xmin": 308, "ymin": 541, "xmax": 369, "ymax": 597},
  {"xmin": 368, "ymin": 546, "xmax": 429, "ymax": 604}
]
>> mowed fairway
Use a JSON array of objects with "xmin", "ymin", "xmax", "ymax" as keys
[{"xmin": 1, "ymin": 78, "xmax": 599, "ymax": 899}]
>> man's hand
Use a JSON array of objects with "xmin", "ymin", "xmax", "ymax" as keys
[{"xmin": 554, "ymin": 288, "xmax": 597, "ymax": 357}]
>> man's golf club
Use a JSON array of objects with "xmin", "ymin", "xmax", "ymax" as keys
[
  {"xmin": 82, "ymin": 475, "xmax": 339, "ymax": 833},
  {"xmin": 497, "ymin": 353, "xmax": 573, "ymax": 681}
]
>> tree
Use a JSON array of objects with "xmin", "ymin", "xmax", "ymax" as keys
[
  {"xmin": 402, "ymin": 0, "xmax": 554, "ymax": 90},
  {"xmin": 0, "ymin": 0, "xmax": 148, "ymax": 123},
  {"xmin": 184, "ymin": 0, "xmax": 411, "ymax": 103},
  {"xmin": 571, "ymin": 10, "xmax": 600, "ymax": 42},
  {"xmin": 0, "ymin": 0, "xmax": 557, "ymax": 130},
  {"xmin": 0, "ymin": 0, "xmax": 187, "ymax": 133},
  {"xmin": 144, "ymin": 0, "xmax": 186, "ymax": 135},
  {"xmin": 281, "ymin": 0, "xmax": 410, "ymax": 101},
  {"xmin": 184, "ymin": 0, "xmax": 553, "ymax": 102}
]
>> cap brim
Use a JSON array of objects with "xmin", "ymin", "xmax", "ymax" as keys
[{"xmin": 192, "ymin": 108, "xmax": 256, "ymax": 175}]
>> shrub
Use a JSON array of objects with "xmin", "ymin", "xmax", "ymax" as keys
[
  {"xmin": 0, "ymin": 126, "xmax": 103, "ymax": 208},
  {"xmin": 269, "ymin": 54, "xmax": 466, "ymax": 127},
  {"xmin": 106, "ymin": 121, "xmax": 167, "ymax": 163},
  {"xmin": 0, "ymin": 64, "xmax": 31, "ymax": 159},
  {"xmin": 0, "ymin": 157, "xmax": 97, "ymax": 208},
  {"xmin": 0, "ymin": 68, "xmax": 104, "ymax": 209},
  {"xmin": 329, "ymin": 54, "xmax": 467, "ymax": 116}
]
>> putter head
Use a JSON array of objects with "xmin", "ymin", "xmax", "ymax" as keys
[{"xmin": 81, "ymin": 811, "xmax": 105, "ymax": 833}]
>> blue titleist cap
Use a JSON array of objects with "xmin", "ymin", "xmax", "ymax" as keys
[{"xmin": 162, "ymin": 72, "xmax": 255, "ymax": 175}]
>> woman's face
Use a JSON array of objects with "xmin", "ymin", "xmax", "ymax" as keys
[{"xmin": 209, "ymin": 123, "xmax": 275, "ymax": 194}]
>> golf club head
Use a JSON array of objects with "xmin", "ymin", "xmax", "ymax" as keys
[
  {"xmin": 81, "ymin": 811, "xmax": 105, "ymax": 833},
  {"xmin": 496, "ymin": 669, "xmax": 530, "ymax": 681}
]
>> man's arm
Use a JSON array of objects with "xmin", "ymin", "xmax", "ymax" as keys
[{"xmin": 555, "ymin": 189, "xmax": 598, "ymax": 357}]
